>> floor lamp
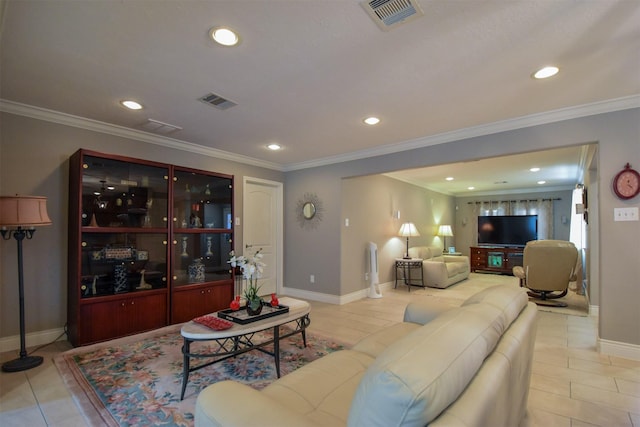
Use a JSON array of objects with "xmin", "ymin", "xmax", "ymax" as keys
[{"xmin": 0, "ymin": 195, "xmax": 52, "ymax": 372}]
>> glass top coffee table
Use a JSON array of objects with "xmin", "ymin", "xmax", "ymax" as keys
[{"xmin": 180, "ymin": 297, "xmax": 311, "ymax": 400}]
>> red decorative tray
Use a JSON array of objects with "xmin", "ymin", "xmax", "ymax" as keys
[{"xmin": 192, "ymin": 315, "xmax": 234, "ymax": 331}]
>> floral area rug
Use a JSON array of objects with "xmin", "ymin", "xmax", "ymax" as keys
[{"xmin": 54, "ymin": 324, "xmax": 345, "ymax": 427}]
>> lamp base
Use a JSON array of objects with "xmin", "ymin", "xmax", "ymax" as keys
[{"xmin": 2, "ymin": 355, "xmax": 43, "ymax": 372}]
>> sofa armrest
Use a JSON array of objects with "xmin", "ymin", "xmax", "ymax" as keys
[
  {"xmin": 403, "ymin": 300, "xmax": 455, "ymax": 325},
  {"xmin": 512, "ymin": 266, "xmax": 525, "ymax": 279},
  {"xmin": 195, "ymin": 381, "xmax": 320, "ymax": 427},
  {"xmin": 442, "ymin": 255, "xmax": 470, "ymax": 265},
  {"xmin": 422, "ymin": 259, "xmax": 448, "ymax": 279}
]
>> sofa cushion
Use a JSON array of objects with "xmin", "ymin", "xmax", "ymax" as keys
[
  {"xmin": 461, "ymin": 284, "xmax": 529, "ymax": 329},
  {"xmin": 347, "ymin": 303, "xmax": 511, "ymax": 427},
  {"xmin": 403, "ymin": 299, "xmax": 456, "ymax": 325},
  {"xmin": 263, "ymin": 349, "xmax": 374, "ymax": 426},
  {"xmin": 352, "ymin": 322, "xmax": 421, "ymax": 358},
  {"xmin": 408, "ymin": 246, "xmax": 431, "ymax": 259},
  {"xmin": 430, "ymin": 246, "xmax": 443, "ymax": 257}
]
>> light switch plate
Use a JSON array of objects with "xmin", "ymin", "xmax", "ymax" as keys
[{"xmin": 614, "ymin": 207, "xmax": 639, "ymax": 221}]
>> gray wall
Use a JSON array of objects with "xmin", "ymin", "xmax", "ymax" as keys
[
  {"xmin": 0, "ymin": 113, "xmax": 284, "ymax": 337},
  {"xmin": 284, "ymin": 108, "xmax": 639, "ymax": 347}
]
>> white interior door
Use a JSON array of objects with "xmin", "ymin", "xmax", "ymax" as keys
[{"xmin": 243, "ymin": 177, "xmax": 283, "ymax": 296}]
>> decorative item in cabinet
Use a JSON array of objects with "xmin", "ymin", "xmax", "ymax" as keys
[
  {"xmin": 80, "ymin": 232, "xmax": 168, "ymax": 297},
  {"xmin": 78, "ymin": 155, "xmax": 169, "ymax": 230},
  {"xmin": 172, "ymin": 233, "xmax": 233, "ymax": 286},
  {"xmin": 172, "ymin": 168, "xmax": 233, "ymax": 231}
]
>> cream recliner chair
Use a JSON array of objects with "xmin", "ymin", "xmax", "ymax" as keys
[{"xmin": 512, "ymin": 240, "xmax": 578, "ymax": 307}]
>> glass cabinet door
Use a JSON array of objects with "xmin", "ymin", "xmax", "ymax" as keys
[
  {"xmin": 173, "ymin": 169, "xmax": 232, "ymax": 231},
  {"xmin": 80, "ymin": 232, "xmax": 168, "ymax": 298},
  {"xmin": 81, "ymin": 155, "xmax": 169, "ymax": 229}
]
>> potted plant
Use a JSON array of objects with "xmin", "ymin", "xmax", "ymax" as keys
[{"xmin": 228, "ymin": 248, "xmax": 265, "ymax": 315}]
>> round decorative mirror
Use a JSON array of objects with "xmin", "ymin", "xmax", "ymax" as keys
[
  {"xmin": 302, "ymin": 202, "xmax": 316, "ymax": 219},
  {"xmin": 296, "ymin": 192, "xmax": 323, "ymax": 229}
]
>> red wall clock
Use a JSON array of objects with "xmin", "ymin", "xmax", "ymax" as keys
[{"xmin": 613, "ymin": 163, "xmax": 640, "ymax": 200}]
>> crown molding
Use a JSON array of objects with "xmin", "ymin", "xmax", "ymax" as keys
[
  {"xmin": 0, "ymin": 99, "xmax": 283, "ymax": 171},
  {"xmin": 283, "ymin": 95, "xmax": 640, "ymax": 171},
  {"xmin": 2, "ymin": 95, "xmax": 638, "ymax": 173}
]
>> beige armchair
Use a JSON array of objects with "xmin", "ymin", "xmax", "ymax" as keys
[{"xmin": 512, "ymin": 240, "xmax": 578, "ymax": 307}]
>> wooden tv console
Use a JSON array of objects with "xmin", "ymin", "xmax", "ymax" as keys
[{"xmin": 470, "ymin": 246, "xmax": 524, "ymax": 275}]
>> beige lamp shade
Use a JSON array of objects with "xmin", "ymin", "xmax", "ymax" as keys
[
  {"xmin": 0, "ymin": 196, "xmax": 52, "ymax": 228},
  {"xmin": 398, "ymin": 222, "xmax": 420, "ymax": 259},
  {"xmin": 438, "ymin": 224, "xmax": 453, "ymax": 237},
  {"xmin": 398, "ymin": 222, "xmax": 420, "ymax": 237}
]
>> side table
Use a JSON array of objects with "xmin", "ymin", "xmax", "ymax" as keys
[{"xmin": 394, "ymin": 258, "xmax": 425, "ymax": 291}]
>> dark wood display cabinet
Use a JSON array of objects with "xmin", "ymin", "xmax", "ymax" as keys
[
  {"xmin": 68, "ymin": 150, "xmax": 234, "ymax": 346},
  {"xmin": 470, "ymin": 246, "xmax": 523, "ymax": 275}
]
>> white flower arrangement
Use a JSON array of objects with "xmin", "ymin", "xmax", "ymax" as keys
[{"xmin": 228, "ymin": 248, "xmax": 265, "ymax": 310}]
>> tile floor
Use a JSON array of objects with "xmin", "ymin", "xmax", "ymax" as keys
[{"xmin": 1, "ymin": 274, "xmax": 639, "ymax": 426}]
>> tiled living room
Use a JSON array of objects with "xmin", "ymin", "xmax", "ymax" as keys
[{"xmin": 1, "ymin": 1, "xmax": 639, "ymax": 426}]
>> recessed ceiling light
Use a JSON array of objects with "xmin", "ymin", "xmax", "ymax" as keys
[
  {"xmin": 210, "ymin": 27, "xmax": 240, "ymax": 46},
  {"xmin": 468, "ymin": 186, "xmax": 475, "ymax": 190},
  {"xmin": 445, "ymin": 177, "xmax": 454, "ymax": 181},
  {"xmin": 363, "ymin": 117, "xmax": 380, "ymax": 125},
  {"xmin": 537, "ymin": 180, "xmax": 546, "ymax": 185},
  {"xmin": 533, "ymin": 66, "xmax": 559, "ymax": 79},
  {"xmin": 530, "ymin": 167, "xmax": 540, "ymax": 172},
  {"xmin": 120, "ymin": 100, "xmax": 143, "ymax": 110},
  {"xmin": 267, "ymin": 143, "xmax": 281, "ymax": 151}
]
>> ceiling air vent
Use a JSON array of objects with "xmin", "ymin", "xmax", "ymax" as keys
[
  {"xmin": 139, "ymin": 118, "xmax": 183, "ymax": 135},
  {"xmin": 361, "ymin": 0, "xmax": 424, "ymax": 31},
  {"xmin": 199, "ymin": 92, "xmax": 237, "ymax": 110}
]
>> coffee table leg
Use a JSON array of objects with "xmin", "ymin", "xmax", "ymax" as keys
[
  {"xmin": 180, "ymin": 338, "xmax": 191, "ymax": 400},
  {"xmin": 273, "ymin": 326, "xmax": 281, "ymax": 378}
]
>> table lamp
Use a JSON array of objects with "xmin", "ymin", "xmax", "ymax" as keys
[
  {"xmin": 398, "ymin": 222, "xmax": 420, "ymax": 259},
  {"xmin": 0, "ymin": 195, "xmax": 52, "ymax": 372},
  {"xmin": 438, "ymin": 224, "xmax": 453, "ymax": 252}
]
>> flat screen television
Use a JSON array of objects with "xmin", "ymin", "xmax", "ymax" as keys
[{"xmin": 477, "ymin": 215, "xmax": 538, "ymax": 248}]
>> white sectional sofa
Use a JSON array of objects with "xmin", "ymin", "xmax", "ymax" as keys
[
  {"xmin": 195, "ymin": 284, "xmax": 537, "ymax": 427},
  {"xmin": 408, "ymin": 245, "xmax": 470, "ymax": 288}
]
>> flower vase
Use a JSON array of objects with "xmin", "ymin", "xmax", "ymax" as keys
[
  {"xmin": 246, "ymin": 300, "xmax": 263, "ymax": 316},
  {"xmin": 230, "ymin": 295, "xmax": 241, "ymax": 311}
]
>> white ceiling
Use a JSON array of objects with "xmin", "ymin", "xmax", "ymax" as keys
[
  {"xmin": 1, "ymin": 1, "xmax": 638, "ymax": 191},
  {"xmin": 385, "ymin": 144, "xmax": 592, "ymax": 196}
]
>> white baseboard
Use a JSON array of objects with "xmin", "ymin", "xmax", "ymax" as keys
[
  {"xmin": 282, "ymin": 281, "xmax": 394, "ymax": 305},
  {"xmin": 0, "ymin": 327, "xmax": 67, "ymax": 353},
  {"xmin": 598, "ymin": 337, "xmax": 640, "ymax": 361}
]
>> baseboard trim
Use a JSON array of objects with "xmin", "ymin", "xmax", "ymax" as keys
[
  {"xmin": 0, "ymin": 327, "xmax": 67, "ymax": 353},
  {"xmin": 598, "ymin": 337, "xmax": 640, "ymax": 361},
  {"xmin": 282, "ymin": 281, "xmax": 394, "ymax": 305}
]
